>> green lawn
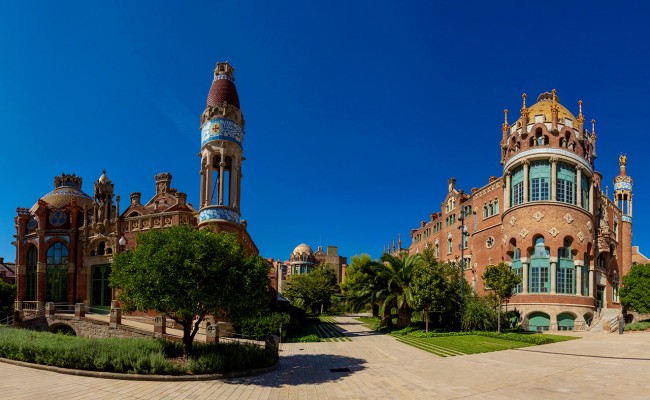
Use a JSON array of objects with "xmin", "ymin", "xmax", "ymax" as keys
[
  {"xmin": 286, "ymin": 315, "xmax": 351, "ymax": 342},
  {"xmin": 394, "ymin": 335, "xmax": 532, "ymax": 357}
]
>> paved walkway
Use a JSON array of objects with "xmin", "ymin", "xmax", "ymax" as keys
[{"xmin": 2, "ymin": 315, "xmax": 650, "ymax": 399}]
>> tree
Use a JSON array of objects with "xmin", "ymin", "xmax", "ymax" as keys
[
  {"xmin": 285, "ymin": 266, "xmax": 338, "ymax": 314},
  {"xmin": 373, "ymin": 252, "xmax": 421, "ymax": 329},
  {"xmin": 110, "ymin": 226, "xmax": 271, "ymax": 356},
  {"xmin": 0, "ymin": 280, "xmax": 15, "ymax": 321},
  {"xmin": 482, "ymin": 263, "xmax": 521, "ymax": 333},
  {"xmin": 341, "ymin": 254, "xmax": 380, "ymax": 317},
  {"xmin": 411, "ymin": 249, "xmax": 449, "ymax": 332},
  {"xmin": 620, "ymin": 264, "xmax": 650, "ymax": 313}
]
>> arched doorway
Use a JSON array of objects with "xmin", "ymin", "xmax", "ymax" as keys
[
  {"xmin": 527, "ymin": 312, "xmax": 550, "ymax": 332},
  {"xmin": 557, "ymin": 312, "xmax": 576, "ymax": 331}
]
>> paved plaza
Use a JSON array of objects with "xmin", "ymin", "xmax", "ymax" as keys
[{"xmin": 1, "ymin": 315, "xmax": 649, "ymax": 399}]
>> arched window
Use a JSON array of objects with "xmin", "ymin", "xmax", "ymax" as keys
[
  {"xmin": 46, "ymin": 243, "xmax": 69, "ymax": 302},
  {"xmin": 488, "ymin": 203, "xmax": 494, "ymax": 216},
  {"xmin": 529, "ymin": 161, "xmax": 551, "ymax": 201},
  {"xmin": 512, "ymin": 247, "xmax": 523, "ymax": 293},
  {"xmin": 26, "ymin": 246, "xmax": 37, "ymax": 301},
  {"xmin": 581, "ymin": 175, "xmax": 590, "ymax": 210},
  {"xmin": 98, "ymin": 242, "xmax": 106, "ymax": 256},
  {"xmin": 494, "ymin": 200, "xmax": 499, "ymax": 214},
  {"xmin": 483, "ymin": 205, "xmax": 488, "ymax": 218},
  {"xmin": 557, "ymin": 238, "xmax": 575, "ymax": 294},
  {"xmin": 447, "ymin": 237, "xmax": 453, "ymax": 254},
  {"xmin": 434, "ymin": 243, "xmax": 439, "ymax": 259},
  {"xmin": 557, "ymin": 163, "xmax": 576, "ymax": 204},
  {"xmin": 511, "ymin": 166, "xmax": 524, "ymax": 205},
  {"xmin": 582, "ymin": 252, "xmax": 590, "ymax": 296},
  {"xmin": 530, "ymin": 237, "xmax": 550, "ymax": 293}
]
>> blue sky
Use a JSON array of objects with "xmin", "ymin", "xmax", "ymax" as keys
[{"xmin": 1, "ymin": 1, "xmax": 649, "ymax": 262}]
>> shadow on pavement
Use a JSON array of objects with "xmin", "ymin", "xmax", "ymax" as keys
[{"xmin": 230, "ymin": 354, "xmax": 367, "ymax": 387}]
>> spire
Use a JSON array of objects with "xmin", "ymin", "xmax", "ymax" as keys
[
  {"xmin": 501, "ymin": 109, "xmax": 509, "ymax": 138},
  {"xmin": 619, "ymin": 153, "xmax": 627, "ymax": 176},
  {"xmin": 398, "ymin": 234, "xmax": 402, "ymax": 250},
  {"xmin": 577, "ymin": 100, "xmax": 585, "ymax": 123},
  {"xmin": 520, "ymin": 93, "xmax": 529, "ymax": 134},
  {"xmin": 550, "ymin": 89, "xmax": 559, "ymax": 128}
]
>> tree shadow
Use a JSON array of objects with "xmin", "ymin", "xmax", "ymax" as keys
[{"xmin": 228, "ymin": 354, "xmax": 367, "ymax": 387}]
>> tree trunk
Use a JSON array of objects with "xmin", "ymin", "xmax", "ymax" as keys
[
  {"xmin": 396, "ymin": 306, "xmax": 412, "ymax": 329},
  {"xmin": 372, "ymin": 304, "xmax": 379, "ymax": 318},
  {"xmin": 182, "ymin": 319, "xmax": 193, "ymax": 357},
  {"xmin": 497, "ymin": 298, "xmax": 501, "ymax": 333},
  {"xmin": 320, "ymin": 302, "xmax": 324, "ymax": 315},
  {"xmin": 425, "ymin": 306, "xmax": 429, "ymax": 333},
  {"xmin": 380, "ymin": 305, "xmax": 393, "ymax": 328}
]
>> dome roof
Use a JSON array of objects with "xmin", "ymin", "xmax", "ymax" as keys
[
  {"xmin": 206, "ymin": 62, "xmax": 240, "ymax": 108},
  {"xmin": 31, "ymin": 173, "xmax": 94, "ymax": 211},
  {"xmin": 292, "ymin": 243, "xmax": 313, "ymax": 255},
  {"xmin": 521, "ymin": 92, "xmax": 578, "ymax": 127},
  {"xmin": 33, "ymin": 186, "xmax": 94, "ymax": 211}
]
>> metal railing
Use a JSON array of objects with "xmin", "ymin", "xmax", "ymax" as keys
[
  {"xmin": 0, "ymin": 315, "xmax": 14, "ymax": 326},
  {"xmin": 23, "ymin": 301, "xmax": 39, "ymax": 311}
]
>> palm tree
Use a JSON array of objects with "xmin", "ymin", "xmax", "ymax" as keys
[{"xmin": 373, "ymin": 252, "xmax": 422, "ymax": 329}]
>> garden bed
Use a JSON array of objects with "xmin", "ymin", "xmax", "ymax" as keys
[{"xmin": 0, "ymin": 327, "xmax": 277, "ymax": 376}]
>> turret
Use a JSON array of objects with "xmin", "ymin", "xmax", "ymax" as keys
[{"xmin": 614, "ymin": 155, "xmax": 633, "ymax": 276}]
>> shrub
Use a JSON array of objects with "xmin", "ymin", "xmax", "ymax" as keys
[
  {"xmin": 238, "ymin": 312, "xmax": 290, "ymax": 340},
  {"xmin": 624, "ymin": 321, "xmax": 650, "ymax": 331},
  {"xmin": 285, "ymin": 334, "xmax": 321, "ymax": 343},
  {"xmin": 462, "ymin": 295, "xmax": 497, "ymax": 331}
]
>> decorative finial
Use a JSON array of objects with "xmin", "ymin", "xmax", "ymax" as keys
[
  {"xmin": 577, "ymin": 100, "xmax": 585, "ymax": 123},
  {"xmin": 502, "ymin": 109, "xmax": 509, "ymax": 133},
  {"xmin": 619, "ymin": 153, "xmax": 627, "ymax": 167},
  {"xmin": 591, "ymin": 119, "xmax": 596, "ymax": 140},
  {"xmin": 552, "ymin": 89, "xmax": 557, "ymax": 100},
  {"xmin": 520, "ymin": 93, "xmax": 529, "ymax": 119},
  {"xmin": 550, "ymin": 89, "xmax": 559, "ymax": 114},
  {"xmin": 522, "ymin": 93, "xmax": 527, "ymax": 108}
]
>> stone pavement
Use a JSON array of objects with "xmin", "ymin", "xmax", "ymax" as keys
[{"xmin": 1, "ymin": 315, "xmax": 650, "ymax": 399}]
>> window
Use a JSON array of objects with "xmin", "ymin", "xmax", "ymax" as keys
[
  {"xmin": 581, "ymin": 174, "xmax": 590, "ymax": 210},
  {"xmin": 557, "ymin": 163, "xmax": 576, "ymax": 204},
  {"xmin": 613, "ymin": 281, "xmax": 619, "ymax": 302},
  {"xmin": 483, "ymin": 205, "xmax": 488, "ymax": 219},
  {"xmin": 512, "ymin": 247, "xmax": 523, "ymax": 294},
  {"xmin": 530, "ymin": 237, "xmax": 550, "ymax": 293},
  {"xmin": 463, "ymin": 232, "xmax": 469, "ymax": 249},
  {"xmin": 26, "ymin": 246, "xmax": 37, "ymax": 301},
  {"xmin": 494, "ymin": 200, "xmax": 499, "ymax": 214},
  {"xmin": 582, "ymin": 252, "xmax": 590, "ymax": 296},
  {"xmin": 447, "ymin": 238, "xmax": 453, "ymax": 254},
  {"xmin": 511, "ymin": 166, "xmax": 524, "ymax": 205},
  {"xmin": 434, "ymin": 243, "xmax": 439, "ymax": 259},
  {"xmin": 46, "ymin": 242, "xmax": 69, "ymax": 302},
  {"xmin": 529, "ymin": 160, "xmax": 550, "ymax": 201}
]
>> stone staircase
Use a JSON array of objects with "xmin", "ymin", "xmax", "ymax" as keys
[{"xmin": 589, "ymin": 308, "xmax": 623, "ymax": 333}]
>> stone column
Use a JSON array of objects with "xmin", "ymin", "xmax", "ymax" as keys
[
  {"xmin": 576, "ymin": 166, "xmax": 582, "ymax": 207},
  {"xmin": 588, "ymin": 268, "xmax": 594, "ymax": 300},
  {"xmin": 551, "ymin": 157, "xmax": 558, "ymax": 201},
  {"xmin": 45, "ymin": 302, "xmax": 55, "ymax": 317},
  {"xmin": 550, "ymin": 257, "xmax": 557, "ymax": 294},
  {"xmin": 154, "ymin": 316, "xmax": 166, "ymax": 335},
  {"xmin": 521, "ymin": 257, "xmax": 529, "ymax": 294},
  {"xmin": 523, "ymin": 161, "xmax": 530, "ymax": 202},
  {"xmin": 74, "ymin": 303, "xmax": 85, "ymax": 319},
  {"xmin": 206, "ymin": 164, "xmax": 213, "ymax": 206},
  {"xmin": 218, "ymin": 157, "xmax": 225, "ymax": 206},
  {"xmin": 575, "ymin": 261, "xmax": 583, "ymax": 296},
  {"xmin": 504, "ymin": 172, "xmax": 511, "ymax": 210},
  {"xmin": 110, "ymin": 302, "xmax": 121, "ymax": 328},
  {"xmin": 589, "ymin": 183, "xmax": 594, "ymax": 214},
  {"xmin": 206, "ymin": 324, "xmax": 218, "ymax": 343},
  {"xmin": 36, "ymin": 262, "xmax": 46, "ymax": 307}
]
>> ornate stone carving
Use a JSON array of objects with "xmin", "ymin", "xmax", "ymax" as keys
[
  {"xmin": 587, "ymin": 221, "xmax": 592, "ymax": 232},
  {"xmin": 502, "ymin": 234, "xmax": 508, "ymax": 245},
  {"xmin": 486, "ymin": 236, "xmax": 495, "ymax": 249},
  {"xmin": 577, "ymin": 231, "xmax": 586, "ymax": 242},
  {"xmin": 533, "ymin": 211, "xmax": 544, "ymax": 222},
  {"xmin": 564, "ymin": 213, "xmax": 574, "ymax": 224},
  {"xmin": 549, "ymin": 227, "xmax": 559, "ymax": 237},
  {"xmin": 519, "ymin": 228, "xmax": 529, "ymax": 239},
  {"xmin": 509, "ymin": 216, "xmax": 517, "ymax": 226}
]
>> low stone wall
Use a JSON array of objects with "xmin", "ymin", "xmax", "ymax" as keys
[{"xmin": 16, "ymin": 315, "xmax": 153, "ymax": 339}]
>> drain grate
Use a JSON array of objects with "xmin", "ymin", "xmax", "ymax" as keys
[{"xmin": 330, "ymin": 367, "xmax": 351, "ymax": 373}]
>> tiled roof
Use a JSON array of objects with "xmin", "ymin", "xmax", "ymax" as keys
[
  {"xmin": 206, "ymin": 75, "xmax": 240, "ymax": 108},
  {"xmin": 31, "ymin": 186, "xmax": 94, "ymax": 211}
]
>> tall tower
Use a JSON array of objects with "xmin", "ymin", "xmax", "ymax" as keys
[
  {"xmin": 199, "ymin": 62, "xmax": 244, "ymax": 226},
  {"xmin": 197, "ymin": 62, "xmax": 258, "ymax": 255},
  {"xmin": 614, "ymin": 154, "xmax": 633, "ymax": 275}
]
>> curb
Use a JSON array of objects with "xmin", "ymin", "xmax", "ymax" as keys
[{"xmin": 0, "ymin": 357, "xmax": 279, "ymax": 381}]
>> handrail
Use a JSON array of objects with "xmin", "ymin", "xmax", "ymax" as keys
[{"xmin": 0, "ymin": 315, "xmax": 14, "ymax": 326}]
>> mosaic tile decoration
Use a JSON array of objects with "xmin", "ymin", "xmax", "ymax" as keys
[
  {"xmin": 622, "ymin": 216, "xmax": 632, "ymax": 223},
  {"xmin": 199, "ymin": 206, "xmax": 241, "ymax": 224},
  {"xmin": 201, "ymin": 118, "xmax": 244, "ymax": 147},
  {"xmin": 49, "ymin": 211, "xmax": 67, "ymax": 226},
  {"xmin": 614, "ymin": 182, "xmax": 632, "ymax": 191}
]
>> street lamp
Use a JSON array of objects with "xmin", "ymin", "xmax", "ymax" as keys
[
  {"xmin": 118, "ymin": 236, "xmax": 126, "ymax": 251},
  {"xmin": 457, "ymin": 209, "xmax": 469, "ymax": 328}
]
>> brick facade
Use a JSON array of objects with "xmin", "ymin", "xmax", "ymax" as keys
[{"xmin": 407, "ymin": 91, "xmax": 639, "ymax": 331}]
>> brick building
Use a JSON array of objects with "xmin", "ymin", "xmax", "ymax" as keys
[
  {"xmin": 408, "ymin": 90, "xmax": 644, "ymax": 331},
  {"xmin": 271, "ymin": 243, "xmax": 348, "ymax": 295},
  {"xmin": 12, "ymin": 62, "xmax": 259, "ymax": 315}
]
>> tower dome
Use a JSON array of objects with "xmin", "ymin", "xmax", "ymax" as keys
[
  {"xmin": 32, "ymin": 173, "xmax": 93, "ymax": 211},
  {"xmin": 520, "ymin": 91, "xmax": 578, "ymax": 128},
  {"xmin": 206, "ymin": 62, "xmax": 240, "ymax": 109},
  {"xmin": 292, "ymin": 243, "xmax": 314, "ymax": 256}
]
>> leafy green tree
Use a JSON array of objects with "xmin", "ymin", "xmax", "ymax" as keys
[
  {"xmin": 285, "ymin": 266, "xmax": 338, "ymax": 314},
  {"xmin": 412, "ymin": 249, "xmax": 449, "ymax": 332},
  {"xmin": 462, "ymin": 294, "xmax": 497, "ymax": 331},
  {"xmin": 482, "ymin": 263, "xmax": 521, "ymax": 332},
  {"xmin": 621, "ymin": 264, "xmax": 650, "ymax": 313},
  {"xmin": 110, "ymin": 226, "xmax": 271, "ymax": 355},
  {"xmin": 341, "ymin": 254, "xmax": 380, "ymax": 316},
  {"xmin": 0, "ymin": 280, "xmax": 15, "ymax": 321}
]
